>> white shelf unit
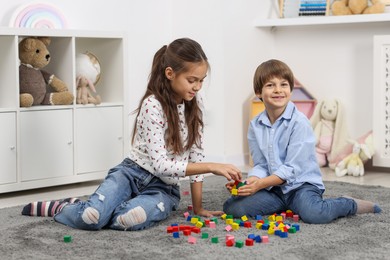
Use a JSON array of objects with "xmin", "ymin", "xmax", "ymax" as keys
[
  {"xmin": 254, "ymin": 13, "xmax": 390, "ymax": 28},
  {"xmin": 0, "ymin": 28, "xmax": 129, "ymax": 193}
]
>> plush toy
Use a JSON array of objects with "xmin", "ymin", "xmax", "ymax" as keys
[
  {"xmin": 310, "ymin": 99, "xmax": 349, "ymax": 169},
  {"xmin": 75, "ymin": 52, "xmax": 101, "ymax": 105},
  {"xmin": 335, "ymin": 133, "xmax": 374, "ymax": 177},
  {"xmin": 331, "ymin": 0, "xmax": 385, "ymax": 15},
  {"xmin": 76, "ymin": 75, "xmax": 101, "ymax": 105},
  {"xmin": 19, "ymin": 37, "xmax": 74, "ymax": 107}
]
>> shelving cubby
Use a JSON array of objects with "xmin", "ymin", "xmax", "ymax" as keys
[{"xmin": 0, "ymin": 28, "xmax": 129, "ymax": 193}]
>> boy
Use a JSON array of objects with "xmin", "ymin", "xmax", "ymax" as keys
[{"xmin": 223, "ymin": 59, "xmax": 381, "ymax": 224}]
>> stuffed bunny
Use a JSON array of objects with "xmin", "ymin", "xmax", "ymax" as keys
[
  {"xmin": 310, "ymin": 99, "xmax": 349, "ymax": 169},
  {"xmin": 335, "ymin": 138, "xmax": 373, "ymax": 177}
]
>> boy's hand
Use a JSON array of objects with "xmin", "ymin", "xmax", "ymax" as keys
[{"xmin": 236, "ymin": 176, "xmax": 261, "ymax": 196}]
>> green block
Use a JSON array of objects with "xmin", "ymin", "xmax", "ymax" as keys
[
  {"xmin": 237, "ymin": 182, "xmax": 246, "ymax": 188},
  {"xmin": 288, "ymin": 227, "xmax": 297, "ymax": 233},
  {"xmin": 210, "ymin": 217, "xmax": 218, "ymax": 224},
  {"xmin": 211, "ymin": 237, "xmax": 219, "ymax": 243},
  {"xmin": 226, "ymin": 215, "xmax": 233, "ymax": 219},
  {"xmin": 235, "ymin": 240, "xmax": 244, "ymax": 248},
  {"xmin": 63, "ymin": 235, "xmax": 72, "ymax": 243},
  {"xmin": 202, "ymin": 232, "xmax": 209, "ymax": 239}
]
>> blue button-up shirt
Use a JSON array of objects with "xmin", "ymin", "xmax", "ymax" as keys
[{"xmin": 248, "ymin": 101, "xmax": 325, "ymax": 194}]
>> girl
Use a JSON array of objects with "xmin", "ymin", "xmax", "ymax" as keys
[
  {"xmin": 22, "ymin": 38, "xmax": 242, "ymax": 231},
  {"xmin": 223, "ymin": 59, "xmax": 381, "ymax": 224}
]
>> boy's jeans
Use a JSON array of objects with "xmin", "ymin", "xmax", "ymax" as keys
[
  {"xmin": 223, "ymin": 182, "xmax": 357, "ymax": 224},
  {"xmin": 54, "ymin": 158, "xmax": 180, "ymax": 230}
]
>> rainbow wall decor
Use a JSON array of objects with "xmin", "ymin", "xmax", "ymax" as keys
[{"xmin": 10, "ymin": 2, "xmax": 68, "ymax": 29}]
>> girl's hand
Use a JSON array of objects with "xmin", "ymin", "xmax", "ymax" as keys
[
  {"xmin": 225, "ymin": 181, "xmax": 235, "ymax": 192},
  {"xmin": 194, "ymin": 208, "xmax": 224, "ymax": 218},
  {"xmin": 210, "ymin": 163, "xmax": 242, "ymax": 181},
  {"xmin": 237, "ymin": 176, "xmax": 262, "ymax": 196}
]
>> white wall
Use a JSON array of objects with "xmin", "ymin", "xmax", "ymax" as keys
[{"xmin": 0, "ymin": 0, "xmax": 385, "ymax": 167}]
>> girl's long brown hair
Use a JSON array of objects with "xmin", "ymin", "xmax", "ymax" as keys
[{"xmin": 132, "ymin": 38, "xmax": 208, "ymax": 154}]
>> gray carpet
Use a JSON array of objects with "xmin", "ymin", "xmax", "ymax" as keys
[{"xmin": 0, "ymin": 176, "xmax": 389, "ymax": 260}]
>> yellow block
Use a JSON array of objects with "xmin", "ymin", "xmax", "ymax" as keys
[
  {"xmin": 196, "ymin": 221, "xmax": 203, "ymax": 228},
  {"xmin": 232, "ymin": 223, "xmax": 240, "ymax": 230}
]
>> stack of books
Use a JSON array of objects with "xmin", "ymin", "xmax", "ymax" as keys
[
  {"xmin": 298, "ymin": 0, "xmax": 328, "ymax": 16},
  {"xmin": 279, "ymin": 0, "xmax": 330, "ymax": 18}
]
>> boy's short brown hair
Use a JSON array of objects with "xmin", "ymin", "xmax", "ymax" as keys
[{"xmin": 253, "ymin": 59, "xmax": 294, "ymax": 95}]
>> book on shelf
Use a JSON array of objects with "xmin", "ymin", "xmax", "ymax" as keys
[{"xmin": 279, "ymin": 0, "xmax": 331, "ymax": 18}]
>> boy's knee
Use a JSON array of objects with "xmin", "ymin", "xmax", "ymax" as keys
[
  {"xmin": 223, "ymin": 199, "xmax": 244, "ymax": 217},
  {"xmin": 299, "ymin": 209, "xmax": 333, "ymax": 224},
  {"xmin": 116, "ymin": 206, "xmax": 147, "ymax": 229},
  {"xmin": 81, "ymin": 207, "xmax": 100, "ymax": 225}
]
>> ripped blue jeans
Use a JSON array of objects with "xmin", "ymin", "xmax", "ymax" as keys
[{"xmin": 54, "ymin": 158, "xmax": 180, "ymax": 231}]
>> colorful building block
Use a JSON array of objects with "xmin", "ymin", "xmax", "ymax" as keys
[
  {"xmin": 63, "ymin": 235, "xmax": 72, "ymax": 243},
  {"xmin": 226, "ymin": 239, "xmax": 234, "ymax": 247},
  {"xmin": 245, "ymin": 238, "xmax": 254, "ymax": 246},
  {"xmin": 235, "ymin": 240, "xmax": 244, "ymax": 248},
  {"xmin": 244, "ymin": 221, "xmax": 252, "ymax": 228},
  {"xmin": 232, "ymin": 223, "xmax": 240, "ymax": 230},
  {"xmin": 188, "ymin": 236, "xmax": 197, "ymax": 244},
  {"xmin": 211, "ymin": 237, "xmax": 219, "ymax": 243}
]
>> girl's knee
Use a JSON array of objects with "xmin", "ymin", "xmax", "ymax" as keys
[
  {"xmin": 81, "ymin": 207, "xmax": 100, "ymax": 225},
  {"xmin": 116, "ymin": 206, "xmax": 147, "ymax": 230}
]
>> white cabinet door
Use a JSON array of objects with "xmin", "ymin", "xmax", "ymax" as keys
[
  {"xmin": 373, "ymin": 36, "xmax": 390, "ymax": 167},
  {"xmin": 20, "ymin": 110, "xmax": 73, "ymax": 181},
  {"xmin": 0, "ymin": 113, "xmax": 17, "ymax": 184},
  {"xmin": 75, "ymin": 106, "xmax": 124, "ymax": 174}
]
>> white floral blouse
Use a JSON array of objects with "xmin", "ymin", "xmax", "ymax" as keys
[{"xmin": 128, "ymin": 95, "xmax": 204, "ymax": 186}]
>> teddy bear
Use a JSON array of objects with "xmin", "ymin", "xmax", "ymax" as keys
[
  {"xmin": 75, "ymin": 52, "xmax": 101, "ymax": 105},
  {"xmin": 19, "ymin": 36, "xmax": 74, "ymax": 107},
  {"xmin": 334, "ymin": 134, "xmax": 374, "ymax": 177},
  {"xmin": 331, "ymin": 0, "xmax": 385, "ymax": 15},
  {"xmin": 310, "ymin": 99, "xmax": 349, "ymax": 169}
]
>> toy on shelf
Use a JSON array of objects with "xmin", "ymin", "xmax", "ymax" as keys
[
  {"xmin": 310, "ymin": 99, "xmax": 349, "ymax": 169},
  {"xmin": 75, "ymin": 52, "xmax": 101, "ymax": 105},
  {"xmin": 19, "ymin": 36, "xmax": 74, "ymax": 107},
  {"xmin": 331, "ymin": 0, "xmax": 385, "ymax": 15}
]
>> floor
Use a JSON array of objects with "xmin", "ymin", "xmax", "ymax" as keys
[{"xmin": 1, "ymin": 167, "xmax": 389, "ymax": 209}]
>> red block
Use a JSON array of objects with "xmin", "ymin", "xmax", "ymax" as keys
[
  {"xmin": 191, "ymin": 227, "xmax": 201, "ymax": 233},
  {"xmin": 167, "ymin": 226, "xmax": 174, "ymax": 233},
  {"xmin": 245, "ymin": 239, "xmax": 254, "ymax": 246},
  {"xmin": 244, "ymin": 222, "xmax": 252, "ymax": 228},
  {"xmin": 226, "ymin": 239, "xmax": 234, "ymax": 247}
]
